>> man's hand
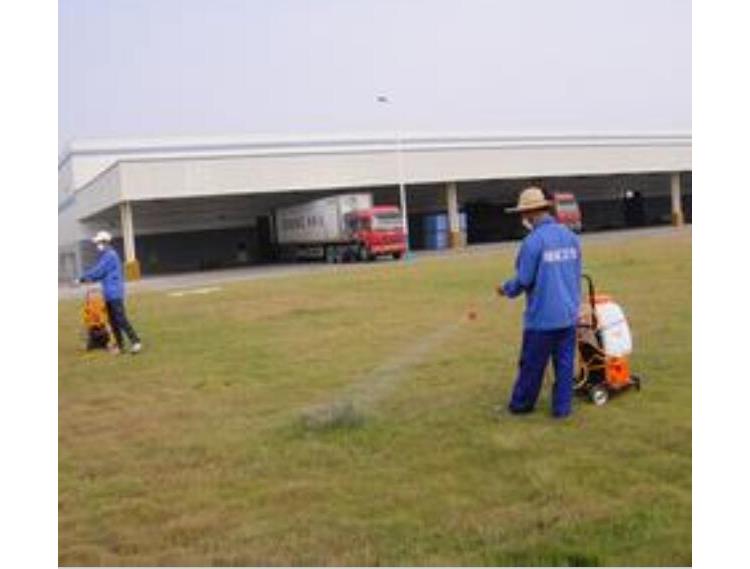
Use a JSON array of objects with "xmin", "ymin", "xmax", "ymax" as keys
[{"xmin": 496, "ymin": 284, "xmax": 506, "ymax": 297}]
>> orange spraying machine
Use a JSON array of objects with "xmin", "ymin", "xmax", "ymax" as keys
[
  {"xmin": 81, "ymin": 289, "xmax": 111, "ymax": 350},
  {"xmin": 575, "ymin": 274, "xmax": 642, "ymax": 405}
]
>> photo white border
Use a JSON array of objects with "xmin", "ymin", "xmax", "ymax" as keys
[
  {"xmin": 693, "ymin": 1, "xmax": 750, "ymax": 567},
  {"xmin": 0, "ymin": 1, "xmax": 58, "ymax": 568},
  {"xmin": 2, "ymin": 0, "xmax": 730, "ymax": 567}
]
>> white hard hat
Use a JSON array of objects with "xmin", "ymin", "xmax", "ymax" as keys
[{"xmin": 92, "ymin": 230, "xmax": 112, "ymax": 244}]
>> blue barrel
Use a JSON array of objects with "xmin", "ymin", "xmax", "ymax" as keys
[
  {"xmin": 422, "ymin": 212, "xmax": 468, "ymax": 250},
  {"xmin": 424, "ymin": 232, "xmax": 449, "ymax": 250},
  {"xmin": 424, "ymin": 213, "xmax": 466, "ymax": 232},
  {"xmin": 422, "ymin": 213, "xmax": 444, "ymax": 250},
  {"xmin": 423, "ymin": 232, "xmax": 446, "ymax": 250},
  {"xmin": 423, "ymin": 213, "xmax": 449, "ymax": 233}
]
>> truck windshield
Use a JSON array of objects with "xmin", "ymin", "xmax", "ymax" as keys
[{"xmin": 372, "ymin": 212, "xmax": 403, "ymax": 231}]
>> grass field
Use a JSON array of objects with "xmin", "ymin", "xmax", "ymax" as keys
[{"xmin": 58, "ymin": 229, "xmax": 692, "ymax": 566}]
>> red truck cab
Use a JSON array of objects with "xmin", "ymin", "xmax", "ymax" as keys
[
  {"xmin": 553, "ymin": 193, "xmax": 583, "ymax": 233},
  {"xmin": 345, "ymin": 205, "xmax": 406, "ymax": 260}
]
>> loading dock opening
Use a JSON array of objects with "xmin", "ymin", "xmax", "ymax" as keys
[{"xmin": 59, "ymin": 134, "xmax": 691, "ymax": 279}]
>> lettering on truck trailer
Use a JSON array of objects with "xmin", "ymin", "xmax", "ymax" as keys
[{"xmin": 281, "ymin": 215, "xmax": 325, "ymax": 232}]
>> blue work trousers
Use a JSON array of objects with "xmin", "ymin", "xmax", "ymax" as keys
[
  {"xmin": 508, "ymin": 326, "xmax": 576, "ymax": 418},
  {"xmin": 105, "ymin": 299, "xmax": 141, "ymax": 349}
]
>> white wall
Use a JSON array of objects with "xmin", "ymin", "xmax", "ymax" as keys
[
  {"xmin": 58, "ymin": 161, "xmax": 84, "ymax": 280},
  {"xmin": 107, "ymin": 136, "xmax": 691, "ymax": 206},
  {"xmin": 58, "ymin": 134, "xmax": 692, "ymax": 276},
  {"xmin": 75, "ymin": 165, "xmax": 123, "ymax": 220}
]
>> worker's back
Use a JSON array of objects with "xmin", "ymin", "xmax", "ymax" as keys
[{"xmin": 521, "ymin": 215, "xmax": 582, "ymax": 330}]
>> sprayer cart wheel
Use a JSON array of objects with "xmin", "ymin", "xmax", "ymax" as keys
[
  {"xmin": 589, "ymin": 384, "xmax": 609, "ymax": 406},
  {"xmin": 631, "ymin": 374, "xmax": 642, "ymax": 391}
]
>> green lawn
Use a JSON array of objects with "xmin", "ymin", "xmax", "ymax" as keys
[{"xmin": 58, "ymin": 229, "xmax": 691, "ymax": 566}]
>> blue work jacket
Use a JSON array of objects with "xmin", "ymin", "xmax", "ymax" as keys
[
  {"xmin": 80, "ymin": 247, "xmax": 125, "ymax": 301},
  {"xmin": 502, "ymin": 215, "xmax": 582, "ymax": 330}
]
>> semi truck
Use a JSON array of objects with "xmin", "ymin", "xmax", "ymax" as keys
[
  {"xmin": 274, "ymin": 193, "xmax": 407, "ymax": 262},
  {"xmin": 552, "ymin": 192, "xmax": 583, "ymax": 233}
]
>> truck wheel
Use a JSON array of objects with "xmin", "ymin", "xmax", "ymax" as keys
[
  {"xmin": 589, "ymin": 384, "xmax": 608, "ymax": 406},
  {"xmin": 392, "ymin": 252, "xmax": 403, "ymax": 260},
  {"xmin": 325, "ymin": 246, "xmax": 336, "ymax": 264},
  {"xmin": 358, "ymin": 245, "xmax": 369, "ymax": 262}
]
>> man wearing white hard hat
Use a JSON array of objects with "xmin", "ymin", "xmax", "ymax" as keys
[
  {"xmin": 497, "ymin": 187, "xmax": 581, "ymax": 418},
  {"xmin": 78, "ymin": 231, "xmax": 142, "ymax": 355}
]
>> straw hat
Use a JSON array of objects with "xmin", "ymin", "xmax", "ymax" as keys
[{"xmin": 506, "ymin": 187, "xmax": 552, "ymax": 213}]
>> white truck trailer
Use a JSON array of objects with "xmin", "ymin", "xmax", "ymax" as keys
[{"xmin": 274, "ymin": 193, "xmax": 406, "ymax": 262}]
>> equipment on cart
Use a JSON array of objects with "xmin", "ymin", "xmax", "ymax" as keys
[
  {"xmin": 575, "ymin": 274, "xmax": 642, "ymax": 405},
  {"xmin": 81, "ymin": 289, "xmax": 111, "ymax": 351}
]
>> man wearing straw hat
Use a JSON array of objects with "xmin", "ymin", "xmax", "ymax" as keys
[{"xmin": 497, "ymin": 187, "xmax": 582, "ymax": 418}]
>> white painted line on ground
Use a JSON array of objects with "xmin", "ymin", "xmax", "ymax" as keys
[{"xmin": 167, "ymin": 286, "xmax": 222, "ymax": 298}]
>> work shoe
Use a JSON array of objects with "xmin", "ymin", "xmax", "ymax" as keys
[{"xmin": 130, "ymin": 342, "xmax": 142, "ymax": 354}]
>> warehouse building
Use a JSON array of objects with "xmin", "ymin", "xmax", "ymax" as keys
[{"xmin": 58, "ymin": 132, "xmax": 691, "ymax": 280}]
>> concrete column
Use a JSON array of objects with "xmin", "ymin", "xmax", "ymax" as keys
[
  {"xmin": 74, "ymin": 245, "xmax": 83, "ymax": 278},
  {"xmin": 396, "ymin": 136, "xmax": 410, "ymax": 254},
  {"xmin": 670, "ymin": 172, "xmax": 684, "ymax": 226},
  {"xmin": 119, "ymin": 201, "xmax": 141, "ymax": 280},
  {"xmin": 446, "ymin": 181, "xmax": 464, "ymax": 248}
]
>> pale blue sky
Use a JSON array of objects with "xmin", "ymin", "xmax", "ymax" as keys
[{"xmin": 58, "ymin": 0, "xmax": 691, "ymax": 151}]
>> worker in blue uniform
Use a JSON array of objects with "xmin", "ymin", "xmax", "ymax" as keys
[
  {"xmin": 78, "ymin": 231, "xmax": 143, "ymax": 355},
  {"xmin": 497, "ymin": 187, "xmax": 582, "ymax": 418}
]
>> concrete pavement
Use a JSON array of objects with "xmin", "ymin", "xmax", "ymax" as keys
[{"xmin": 59, "ymin": 225, "xmax": 690, "ymax": 300}]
